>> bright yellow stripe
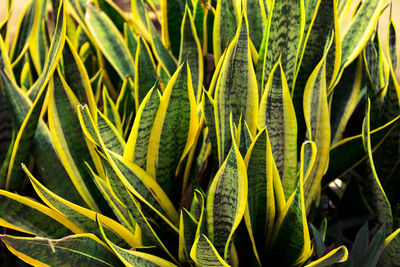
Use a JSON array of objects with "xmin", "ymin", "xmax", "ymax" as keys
[
  {"xmin": 25, "ymin": 169, "xmax": 140, "ymax": 248},
  {"xmin": 0, "ymin": 188, "xmax": 84, "ymax": 234},
  {"xmin": 48, "ymin": 70, "xmax": 99, "ymax": 211},
  {"xmin": 146, "ymin": 64, "xmax": 183, "ymax": 178},
  {"xmin": 305, "ymin": 246, "xmax": 348, "ymax": 266}
]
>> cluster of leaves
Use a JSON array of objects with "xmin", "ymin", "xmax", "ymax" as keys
[{"xmin": 0, "ymin": 0, "xmax": 399, "ymax": 266}]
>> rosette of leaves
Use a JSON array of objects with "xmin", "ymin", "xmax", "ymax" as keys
[{"xmin": 0, "ymin": 0, "xmax": 399, "ymax": 266}]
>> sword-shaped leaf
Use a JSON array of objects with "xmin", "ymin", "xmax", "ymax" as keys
[
  {"xmin": 0, "ymin": 189, "xmax": 82, "ymax": 238},
  {"xmin": 178, "ymin": 209, "xmax": 198, "ymax": 264},
  {"xmin": 87, "ymin": 164, "xmax": 135, "ymax": 233},
  {"xmin": 24, "ymin": 167, "xmax": 139, "ymax": 249},
  {"xmin": 134, "ymin": 37, "xmax": 158, "ymax": 106},
  {"xmin": 178, "ymin": 6, "xmax": 204, "ymax": 103},
  {"xmin": 203, "ymin": 91, "xmax": 219, "ymax": 164},
  {"xmin": 213, "ymin": 0, "xmax": 238, "ymax": 64},
  {"xmin": 206, "ymin": 120, "xmax": 247, "ymax": 259},
  {"xmin": 146, "ymin": 63, "xmax": 198, "ymax": 198},
  {"xmin": 125, "ymin": 87, "xmax": 160, "ymax": 169},
  {"xmin": 96, "ymin": 0, "xmax": 127, "ymax": 33},
  {"xmin": 244, "ymin": 0, "xmax": 267, "ymax": 51},
  {"xmin": 147, "ymin": 13, "xmax": 177, "ymax": 77},
  {"xmin": 303, "ymin": 54, "xmax": 330, "ymax": 210},
  {"xmin": 340, "ymin": 0, "xmax": 384, "ymax": 69},
  {"xmin": 62, "ymin": 37, "xmax": 97, "ymax": 119},
  {"xmin": 330, "ymin": 56, "xmax": 362, "ymax": 145},
  {"xmin": 1, "ymin": 233, "xmax": 123, "ymax": 267},
  {"xmin": 214, "ymin": 15, "xmax": 258, "ymax": 165},
  {"xmin": 244, "ymin": 128, "xmax": 275, "ymax": 254},
  {"xmin": 27, "ymin": 1, "xmax": 66, "ymax": 101},
  {"xmin": 85, "ymin": 3, "xmax": 134, "ymax": 80},
  {"xmin": 362, "ymin": 98, "xmax": 392, "ymax": 232},
  {"xmin": 97, "ymin": 110, "xmax": 125, "ymax": 155},
  {"xmin": 9, "ymin": 0, "xmax": 40, "ymax": 66},
  {"xmin": 124, "ymin": 23, "xmax": 138, "ymax": 62},
  {"xmin": 98, "ymin": 216, "xmax": 177, "ymax": 267},
  {"xmin": 269, "ymin": 141, "xmax": 315, "ymax": 266},
  {"xmin": 77, "ymin": 105, "xmax": 179, "ymax": 226},
  {"xmin": 160, "ymin": 0, "xmax": 186, "ymax": 58},
  {"xmin": 304, "ymin": 246, "xmax": 348, "ymax": 267},
  {"xmin": 48, "ymin": 69, "xmax": 107, "ymax": 212},
  {"xmin": 2, "ymin": 67, "xmax": 47, "ymax": 191},
  {"xmin": 107, "ymin": 151, "xmax": 179, "ymax": 226},
  {"xmin": 387, "ymin": 12, "xmax": 397, "ymax": 70},
  {"xmin": 259, "ymin": 60, "xmax": 297, "ymax": 199},
  {"xmin": 190, "ymin": 234, "xmax": 230, "ymax": 267},
  {"xmin": 98, "ymin": 165, "xmax": 178, "ymax": 263},
  {"xmin": 102, "ymin": 88, "xmax": 123, "ymax": 135},
  {"xmin": 260, "ymin": 0, "xmax": 304, "ymax": 93},
  {"xmin": 0, "ymin": 67, "xmax": 86, "ymax": 206}
]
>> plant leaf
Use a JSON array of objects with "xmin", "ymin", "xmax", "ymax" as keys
[
  {"xmin": 269, "ymin": 141, "xmax": 315, "ymax": 266},
  {"xmin": 206, "ymin": 120, "xmax": 247, "ymax": 260},
  {"xmin": 146, "ymin": 63, "xmax": 198, "ymax": 199},
  {"xmin": 303, "ymin": 53, "xmax": 330, "ymax": 210},
  {"xmin": 244, "ymin": 128, "xmax": 275, "ymax": 254},
  {"xmin": 134, "ymin": 36, "xmax": 158, "ymax": 107},
  {"xmin": 1, "ymin": 234, "xmax": 123, "ymax": 267},
  {"xmin": 0, "ymin": 189, "xmax": 82, "ymax": 238},
  {"xmin": 305, "ymin": 245, "xmax": 348, "ymax": 267},
  {"xmin": 27, "ymin": 0, "xmax": 66, "ymax": 101},
  {"xmin": 214, "ymin": 15, "xmax": 258, "ymax": 165},
  {"xmin": 98, "ymin": 219, "xmax": 177, "ymax": 267},
  {"xmin": 85, "ymin": 3, "xmax": 134, "ymax": 80},
  {"xmin": 258, "ymin": 60, "xmax": 297, "ymax": 199},
  {"xmin": 178, "ymin": 6, "xmax": 204, "ymax": 103},
  {"xmin": 190, "ymin": 234, "xmax": 230, "ymax": 267},
  {"xmin": 340, "ymin": 0, "xmax": 384, "ymax": 69},
  {"xmin": 125, "ymin": 87, "xmax": 160, "ymax": 169},
  {"xmin": 24, "ymin": 167, "xmax": 139, "ymax": 249},
  {"xmin": 260, "ymin": 0, "xmax": 304, "ymax": 93},
  {"xmin": 213, "ymin": 0, "xmax": 238, "ymax": 64}
]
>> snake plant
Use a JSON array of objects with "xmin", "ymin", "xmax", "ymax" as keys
[{"xmin": 0, "ymin": 0, "xmax": 399, "ymax": 266}]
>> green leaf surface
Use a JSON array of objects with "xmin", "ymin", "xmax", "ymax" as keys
[
  {"xmin": 190, "ymin": 234, "xmax": 229, "ymax": 267},
  {"xmin": 125, "ymin": 87, "xmax": 160, "ymax": 169},
  {"xmin": 340, "ymin": 0, "xmax": 384, "ymax": 69},
  {"xmin": 214, "ymin": 15, "xmax": 258, "ymax": 165},
  {"xmin": 213, "ymin": 0, "xmax": 238, "ymax": 63},
  {"xmin": 258, "ymin": 61, "xmax": 297, "ymax": 199},
  {"xmin": 146, "ymin": 63, "xmax": 198, "ymax": 199},
  {"xmin": 303, "ymin": 54, "xmax": 330, "ymax": 210},
  {"xmin": 178, "ymin": 208, "xmax": 198, "ymax": 264},
  {"xmin": 1, "ymin": 234, "xmax": 123, "ymax": 267},
  {"xmin": 206, "ymin": 127, "xmax": 247, "ymax": 259},
  {"xmin": 178, "ymin": 6, "xmax": 204, "ymax": 103},
  {"xmin": 0, "ymin": 189, "xmax": 80, "ymax": 238},
  {"xmin": 25, "ymin": 168, "xmax": 137, "ymax": 249},
  {"xmin": 134, "ymin": 37, "xmax": 158, "ymax": 106},
  {"xmin": 27, "ymin": 1, "xmax": 66, "ymax": 101},
  {"xmin": 261, "ymin": 0, "xmax": 304, "ymax": 93},
  {"xmin": 85, "ymin": 3, "xmax": 134, "ymax": 80},
  {"xmin": 244, "ymin": 128, "xmax": 275, "ymax": 254},
  {"xmin": 98, "ymin": 220, "xmax": 177, "ymax": 267}
]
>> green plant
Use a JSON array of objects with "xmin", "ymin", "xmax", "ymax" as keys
[{"xmin": 0, "ymin": 0, "xmax": 399, "ymax": 266}]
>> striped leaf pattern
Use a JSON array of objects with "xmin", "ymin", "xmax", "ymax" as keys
[
  {"xmin": 261, "ymin": 0, "xmax": 304, "ymax": 93},
  {"xmin": 303, "ymin": 54, "xmax": 330, "ymax": 210},
  {"xmin": 178, "ymin": 6, "xmax": 204, "ymax": 103},
  {"xmin": 215, "ymin": 15, "xmax": 258, "ymax": 165},
  {"xmin": 258, "ymin": 60, "xmax": 297, "ymax": 198},
  {"xmin": 1, "ymin": 234, "xmax": 123, "ymax": 267},
  {"xmin": 206, "ymin": 127, "xmax": 247, "ymax": 260},
  {"xmin": 146, "ymin": 63, "xmax": 198, "ymax": 198},
  {"xmin": 213, "ymin": 0, "xmax": 238, "ymax": 64}
]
